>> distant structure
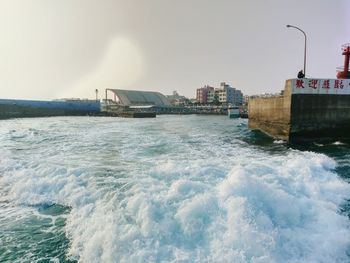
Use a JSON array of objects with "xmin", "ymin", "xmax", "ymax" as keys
[
  {"xmin": 166, "ymin": 91, "xmax": 189, "ymax": 106},
  {"xmin": 196, "ymin": 85, "xmax": 214, "ymax": 104},
  {"xmin": 196, "ymin": 82, "xmax": 243, "ymax": 105},
  {"xmin": 0, "ymin": 98, "xmax": 101, "ymax": 119},
  {"xmin": 243, "ymin": 95, "xmax": 250, "ymax": 105},
  {"xmin": 337, "ymin": 43, "xmax": 350, "ymax": 79},
  {"xmin": 105, "ymin": 89, "xmax": 171, "ymax": 107},
  {"xmin": 95, "ymin": 89, "xmax": 99, "ymax": 101}
]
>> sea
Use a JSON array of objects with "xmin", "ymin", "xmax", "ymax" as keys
[{"xmin": 0, "ymin": 115, "xmax": 349, "ymax": 263}]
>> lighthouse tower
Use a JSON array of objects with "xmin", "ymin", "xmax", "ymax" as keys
[{"xmin": 337, "ymin": 43, "xmax": 350, "ymax": 79}]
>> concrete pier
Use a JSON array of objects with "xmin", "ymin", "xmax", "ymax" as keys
[{"xmin": 248, "ymin": 79, "xmax": 350, "ymax": 142}]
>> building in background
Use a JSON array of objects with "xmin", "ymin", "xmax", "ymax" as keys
[
  {"xmin": 196, "ymin": 85, "xmax": 214, "ymax": 104},
  {"xmin": 105, "ymin": 89, "xmax": 172, "ymax": 106},
  {"xmin": 198, "ymin": 82, "xmax": 243, "ymax": 105},
  {"xmin": 243, "ymin": 95, "xmax": 250, "ymax": 105},
  {"xmin": 166, "ymin": 91, "xmax": 189, "ymax": 106}
]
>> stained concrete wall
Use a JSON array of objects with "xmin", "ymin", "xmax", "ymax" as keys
[
  {"xmin": 248, "ymin": 80, "xmax": 292, "ymax": 140},
  {"xmin": 290, "ymin": 94, "xmax": 350, "ymax": 139},
  {"xmin": 249, "ymin": 79, "xmax": 350, "ymax": 141}
]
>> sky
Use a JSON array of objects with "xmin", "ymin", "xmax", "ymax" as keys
[{"xmin": 0, "ymin": 0, "xmax": 349, "ymax": 100}]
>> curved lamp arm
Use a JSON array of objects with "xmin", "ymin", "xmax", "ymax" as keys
[{"xmin": 287, "ymin": 24, "xmax": 307, "ymax": 76}]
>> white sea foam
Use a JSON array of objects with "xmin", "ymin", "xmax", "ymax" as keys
[
  {"xmin": 333, "ymin": 141, "xmax": 346, "ymax": 145},
  {"xmin": 0, "ymin": 116, "xmax": 349, "ymax": 262}
]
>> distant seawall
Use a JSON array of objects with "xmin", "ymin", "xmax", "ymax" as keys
[
  {"xmin": 248, "ymin": 78, "xmax": 350, "ymax": 142},
  {"xmin": 0, "ymin": 99, "xmax": 101, "ymax": 119}
]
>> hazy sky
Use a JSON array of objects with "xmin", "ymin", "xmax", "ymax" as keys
[{"xmin": 0, "ymin": 0, "xmax": 349, "ymax": 100}]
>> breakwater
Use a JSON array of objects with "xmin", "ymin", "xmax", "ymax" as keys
[
  {"xmin": 0, "ymin": 99, "xmax": 101, "ymax": 119},
  {"xmin": 248, "ymin": 78, "xmax": 350, "ymax": 142}
]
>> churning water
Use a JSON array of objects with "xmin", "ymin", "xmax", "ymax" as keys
[{"xmin": 0, "ymin": 115, "xmax": 349, "ymax": 262}]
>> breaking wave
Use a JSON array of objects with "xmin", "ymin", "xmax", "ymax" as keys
[{"xmin": 0, "ymin": 116, "xmax": 349, "ymax": 262}]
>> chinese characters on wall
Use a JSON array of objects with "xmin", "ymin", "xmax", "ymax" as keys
[{"xmin": 292, "ymin": 78, "xmax": 350, "ymax": 95}]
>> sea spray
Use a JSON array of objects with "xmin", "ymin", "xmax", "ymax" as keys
[{"xmin": 0, "ymin": 116, "xmax": 349, "ymax": 262}]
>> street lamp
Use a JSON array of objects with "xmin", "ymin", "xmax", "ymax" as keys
[
  {"xmin": 95, "ymin": 89, "xmax": 99, "ymax": 101},
  {"xmin": 286, "ymin": 24, "xmax": 307, "ymax": 76}
]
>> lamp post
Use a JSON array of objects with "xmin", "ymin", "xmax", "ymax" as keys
[{"xmin": 286, "ymin": 24, "xmax": 307, "ymax": 76}]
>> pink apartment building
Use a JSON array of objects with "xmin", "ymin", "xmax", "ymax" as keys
[{"xmin": 196, "ymin": 85, "xmax": 214, "ymax": 104}]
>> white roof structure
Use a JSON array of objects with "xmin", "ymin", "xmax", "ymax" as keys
[{"xmin": 108, "ymin": 89, "xmax": 172, "ymax": 107}]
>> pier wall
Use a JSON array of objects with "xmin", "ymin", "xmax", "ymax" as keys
[
  {"xmin": 248, "ymin": 78, "xmax": 350, "ymax": 141},
  {"xmin": 290, "ymin": 94, "xmax": 350, "ymax": 139},
  {"xmin": 248, "ymin": 80, "xmax": 292, "ymax": 140},
  {"xmin": 0, "ymin": 99, "xmax": 101, "ymax": 119}
]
